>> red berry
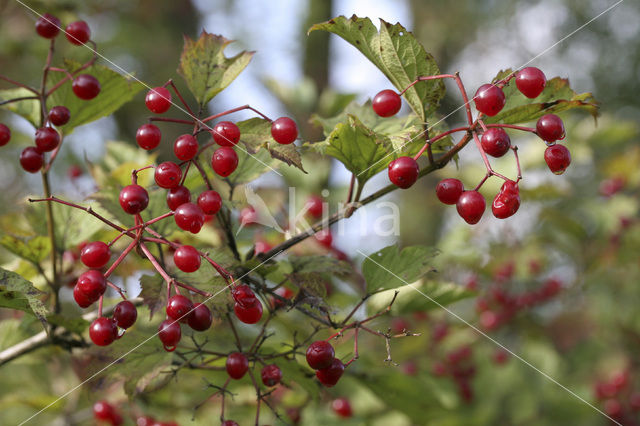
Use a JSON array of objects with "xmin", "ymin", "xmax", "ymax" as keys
[
  {"xmin": 544, "ymin": 144, "xmax": 571, "ymax": 175},
  {"xmin": 34, "ymin": 127, "xmax": 60, "ymax": 153},
  {"xmin": 173, "ymin": 134, "xmax": 198, "ymax": 161},
  {"xmin": 234, "ymin": 301, "xmax": 263, "ymax": 324},
  {"xmin": 174, "ymin": 202, "xmax": 205, "ymax": 233},
  {"xmin": 226, "ymin": 352, "xmax": 249, "ymax": 379},
  {"xmin": 232, "ymin": 284, "xmax": 257, "ymax": 308},
  {"xmin": 536, "ymin": 114, "xmax": 565, "ymax": 142},
  {"xmin": 77, "ymin": 270, "xmax": 107, "ymax": 300},
  {"xmin": 166, "ymin": 185, "xmax": 191, "ymax": 211},
  {"xmin": 492, "ymin": 180, "xmax": 520, "ymax": 219},
  {"xmin": 154, "ymin": 161, "xmax": 182, "ymax": 189},
  {"xmin": 65, "ymin": 21, "xmax": 91, "ymax": 45},
  {"xmin": 604, "ymin": 399, "xmax": 623, "ymax": 418},
  {"xmin": 331, "ymin": 397, "xmax": 352, "ymax": 418},
  {"xmin": 89, "ymin": 317, "xmax": 117, "ymax": 346},
  {"xmin": 480, "ymin": 310, "xmax": 499, "ymax": 330},
  {"xmin": 166, "ymin": 294, "xmax": 194, "ymax": 322},
  {"xmin": 271, "ymin": 117, "xmax": 298, "ymax": 144},
  {"xmin": 136, "ymin": 416, "xmax": 155, "ymax": 426},
  {"xmin": 481, "ymin": 128, "xmax": 511, "ymax": 157},
  {"xmin": 48, "ymin": 106, "xmax": 70, "ymax": 126},
  {"xmin": 93, "ymin": 401, "xmax": 117, "ymax": 421},
  {"xmin": 211, "ymin": 147, "xmax": 238, "ymax": 177},
  {"xmin": 145, "ymin": 87, "xmax": 171, "ymax": 114},
  {"xmin": 273, "ymin": 287, "xmax": 294, "ymax": 309},
  {"xmin": 316, "ymin": 358, "xmax": 344, "ymax": 387},
  {"xmin": 119, "ymin": 184, "xmax": 149, "ymax": 214},
  {"xmin": 254, "ymin": 239, "xmax": 272, "ymax": 254},
  {"xmin": 492, "ymin": 349, "xmax": 510, "ymax": 365},
  {"xmin": 314, "ymin": 229, "xmax": 333, "ymax": 248},
  {"xmin": 436, "ymin": 178, "xmax": 464, "ymax": 205},
  {"xmin": 474, "ymin": 84, "xmax": 505, "ymax": 116},
  {"xmin": 388, "ymin": 156, "xmax": 419, "ymax": 189},
  {"xmin": 515, "ymin": 67, "xmax": 546, "ymax": 98},
  {"xmin": 80, "ymin": 241, "xmax": 111, "ymax": 268},
  {"xmin": 73, "ymin": 284, "xmax": 93, "ymax": 308},
  {"xmin": 72, "ymin": 74, "xmax": 101, "ymax": 100},
  {"xmin": 221, "ymin": 421, "xmax": 239, "ymax": 426},
  {"xmin": 372, "ymin": 89, "xmax": 402, "ymax": 117},
  {"xmin": 187, "ymin": 303, "xmax": 212, "ymax": 331},
  {"xmin": 136, "ymin": 124, "xmax": 161, "ymax": 150},
  {"xmin": 158, "ymin": 319, "xmax": 181, "ymax": 350},
  {"xmin": 19, "ymin": 147, "xmax": 44, "ymax": 173},
  {"xmin": 306, "ymin": 340, "xmax": 335, "ymax": 370},
  {"xmin": 173, "ymin": 245, "xmax": 201, "ymax": 273},
  {"xmin": 305, "ymin": 195, "xmax": 323, "ymax": 219},
  {"xmin": 261, "ymin": 364, "xmax": 282, "ymax": 386},
  {"xmin": 197, "ymin": 190, "xmax": 222, "ymax": 215},
  {"xmin": 35, "ymin": 14, "xmax": 61, "ymax": 39},
  {"xmin": 212, "ymin": 121, "xmax": 241, "ymax": 146},
  {"xmin": 456, "ymin": 190, "xmax": 486, "ymax": 225},
  {"xmin": 0, "ymin": 123, "xmax": 10, "ymax": 146},
  {"xmin": 113, "ymin": 300, "xmax": 137, "ymax": 329}
]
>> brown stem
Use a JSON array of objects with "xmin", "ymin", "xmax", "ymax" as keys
[
  {"xmin": 0, "ymin": 75, "xmax": 39, "ymax": 95},
  {"xmin": 0, "ymin": 96, "xmax": 39, "ymax": 106}
]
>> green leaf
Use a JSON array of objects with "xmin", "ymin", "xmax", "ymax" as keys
[
  {"xmin": 362, "ymin": 245, "xmax": 438, "ymax": 293},
  {"xmin": 46, "ymin": 314, "xmax": 89, "ymax": 334},
  {"xmin": 139, "ymin": 274, "xmax": 166, "ymax": 320},
  {"xmin": 289, "ymin": 255, "xmax": 351, "ymax": 276},
  {"xmin": 392, "ymin": 281, "xmax": 475, "ymax": 313},
  {"xmin": 0, "ymin": 88, "xmax": 40, "ymax": 127},
  {"xmin": 309, "ymin": 15, "xmax": 445, "ymax": 121},
  {"xmin": 226, "ymin": 142, "xmax": 277, "ymax": 186},
  {"xmin": 484, "ymin": 69, "xmax": 599, "ymax": 125},
  {"xmin": 87, "ymin": 141, "xmax": 157, "ymax": 188},
  {"xmin": 177, "ymin": 31, "xmax": 254, "ymax": 106},
  {"xmin": 0, "ymin": 235, "xmax": 51, "ymax": 264},
  {"xmin": 0, "ymin": 267, "xmax": 47, "ymax": 319},
  {"xmin": 238, "ymin": 118, "xmax": 306, "ymax": 172},
  {"xmin": 47, "ymin": 61, "xmax": 143, "ymax": 135}
]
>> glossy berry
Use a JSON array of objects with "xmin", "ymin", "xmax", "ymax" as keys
[
  {"xmin": 372, "ymin": 89, "xmax": 402, "ymax": 117},
  {"xmin": 154, "ymin": 161, "xmax": 182, "ymax": 189},
  {"xmin": 456, "ymin": 190, "xmax": 486, "ymax": 225},
  {"xmin": 212, "ymin": 121, "xmax": 241, "ymax": 146},
  {"xmin": 73, "ymin": 284, "xmax": 93, "ymax": 308},
  {"xmin": 35, "ymin": 14, "xmax": 61, "ymax": 39},
  {"xmin": 80, "ymin": 241, "xmax": 110, "ymax": 268},
  {"xmin": 72, "ymin": 74, "xmax": 101, "ymax": 100},
  {"xmin": 261, "ymin": 364, "xmax": 282, "ymax": 386},
  {"xmin": 119, "ymin": 184, "xmax": 149, "ymax": 214},
  {"xmin": 48, "ymin": 106, "xmax": 70, "ymax": 126},
  {"xmin": 166, "ymin": 185, "xmax": 191, "ymax": 211},
  {"xmin": 306, "ymin": 340, "xmax": 335, "ymax": 370},
  {"xmin": 305, "ymin": 195, "xmax": 323, "ymax": 219},
  {"xmin": 197, "ymin": 190, "xmax": 222, "ymax": 215},
  {"xmin": 226, "ymin": 352, "xmax": 249, "ymax": 379},
  {"xmin": 474, "ymin": 84, "xmax": 505, "ymax": 116},
  {"xmin": 34, "ymin": 127, "xmax": 60, "ymax": 153},
  {"xmin": 173, "ymin": 245, "xmax": 201, "ymax": 273},
  {"xmin": 515, "ymin": 67, "xmax": 546, "ymax": 98},
  {"xmin": 536, "ymin": 114, "xmax": 565, "ymax": 142},
  {"xmin": 271, "ymin": 117, "xmax": 298, "ymax": 145},
  {"xmin": 388, "ymin": 156, "xmax": 419, "ymax": 189},
  {"xmin": 232, "ymin": 284, "xmax": 257, "ymax": 308},
  {"xmin": 113, "ymin": 300, "xmax": 137, "ymax": 329},
  {"xmin": 436, "ymin": 178, "xmax": 464, "ymax": 205},
  {"xmin": 481, "ymin": 128, "xmax": 511, "ymax": 157},
  {"xmin": 316, "ymin": 358, "xmax": 345, "ymax": 387},
  {"xmin": 332, "ymin": 397, "xmax": 353, "ymax": 418},
  {"xmin": 544, "ymin": 144, "xmax": 571, "ymax": 175},
  {"xmin": 77, "ymin": 270, "xmax": 107, "ymax": 300},
  {"xmin": 234, "ymin": 301, "xmax": 263, "ymax": 324},
  {"xmin": 158, "ymin": 319, "xmax": 181, "ymax": 350},
  {"xmin": 314, "ymin": 229, "xmax": 333, "ymax": 248},
  {"xmin": 173, "ymin": 134, "xmax": 198, "ymax": 161},
  {"xmin": 0, "ymin": 123, "xmax": 10, "ymax": 146},
  {"xmin": 174, "ymin": 202, "xmax": 205, "ymax": 233},
  {"xmin": 136, "ymin": 124, "xmax": 161, "ymax": 150},
  {"xmin": 145, "ymin": 87, "xmax": 172, "ymax": 114},
  {"xmin": 19, "ymin": 147, "xmax": 44, "ymax": 173},
  {"xmin": 89, "ymin": 317, "xmax": 117, "ymax": 346},
  {"xmin": 188, "ymin": 303, "xmax": 212, "ymax": 331},
  {"xmin": 211, "ymin": 147, "xmax": 238, "ymax": 177},
  {"xmin": 65, "ymin": 21, "xmax": 91, "ymax": 45},
  {"xmin": 166, "ymin": 294, "xmax": 194, "ymax": 322},
  {"xmin": 93, "ymin": 401, "xmax": 120, "ymax": 423},
  {"xmin": 492, "ymin": 180, "xmax": 520, "ymax": 219}
]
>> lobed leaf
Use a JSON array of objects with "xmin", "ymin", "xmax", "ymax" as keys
[
  {"xmin": 0, "ymin": 267, "xmax": 47, "ymax": 320},
  {"xmin": 0, "ymin": 235, "xmax": 51, "ymax": 264},
  {"xmin": 238, "ymin": 118, "xmax": 306, "ymax": 172},
  {"xmin": 362, "ymin": 244, "xmax": 438, "ymax": 293}
]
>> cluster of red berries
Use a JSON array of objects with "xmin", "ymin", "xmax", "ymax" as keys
[
  {"xmin": 431, "ymin": 345, "xmax": 477, "ymax": 403},
  {"xmin": 305, "ymin": 340, "xmax": 344, "ymax": 387},
  {"xmin": 93, "ymin": 400, "xmax": 180, "ymax": 426},
  {"xmin": 372, "ymin": 67, "xmax": 572, "ymax": 225},
  {"xmin": 592, "ymin": 370, "xmax": 640, "ymax": 423}
]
